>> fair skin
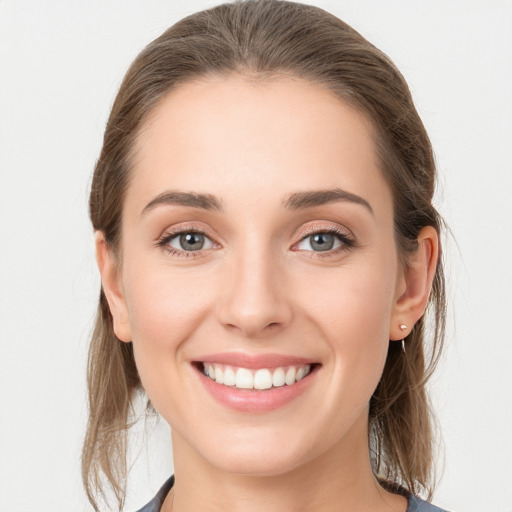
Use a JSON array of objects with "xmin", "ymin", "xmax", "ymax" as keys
[{"xmin": 96, "ymin": 76, "xmax": 438, "ymax": 512}]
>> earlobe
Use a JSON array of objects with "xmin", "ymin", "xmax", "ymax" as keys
[
  {"xmin": 95, "ymin": 231, "xmax": 132, "ymax": 343},
  {"xmin": 390, "ymin": 226, "xmax": 439, "ymax": 341}
]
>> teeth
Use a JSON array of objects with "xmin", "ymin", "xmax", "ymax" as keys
[
  {"xmin": 214, "ymin": 366, "xmax": 224, "ymax": 385},
  {"xmin": 202, "ymin": 363, "xmax": 312, "ymax": 390},
  {"xmin": 253, "ymin": 369, "xmax": 272, "ymax": 390},
  {"xmin": 272, "ymin": 367, "xmax": 285, "ymax": 387},
  {"xmin": 285, "ymin": 366, "xmax": 296, "ymax": 385},
  {"xmin": 296, "ymin": 366, "xmax": 310, "ymax": 381},
  {"xmin": 223, "ymin": 366, "xmax": 236, "ymax": 386},
  {"xmin": 235, "ymin": 368, "xmax": 253, "ymax": 389}
]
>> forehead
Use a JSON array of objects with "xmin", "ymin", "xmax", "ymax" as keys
[{"xmin": 127, "ymin": 75, "xmax": 391, "ymax": 217}]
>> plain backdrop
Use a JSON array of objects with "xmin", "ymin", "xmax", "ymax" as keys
[{"xmin": 1, "ymin": 1, "xmax": 511, "ymax": 511}]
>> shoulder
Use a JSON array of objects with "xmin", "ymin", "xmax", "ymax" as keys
[
  {"xmin": 135, "ymin": 475, "xmax": 174, "ymax": 512},
  {"xmin": 408, "ymin": 494, "xmax": 451, "ymax": 512}
]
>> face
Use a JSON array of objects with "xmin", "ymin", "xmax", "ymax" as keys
[{"xmin": 103, "ymin": 76, "xmax": 411, "ymax": 477}]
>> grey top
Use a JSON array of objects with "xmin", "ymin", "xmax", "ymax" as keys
[
  {"xmin": 136, "ymin": 475, "xmax": 174, "ymax": 512},
  {"xmin": 136, "ymin": 475, "xmax": 449, "ymax": 512}
]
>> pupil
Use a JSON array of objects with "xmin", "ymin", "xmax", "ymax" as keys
[
  {"xmin": 180, "ymin": 233, "xmax": 204, "ymax": 251},
  {"xmin": 311, "ymin": 233, "xmax": 334, "ymax": 251}
]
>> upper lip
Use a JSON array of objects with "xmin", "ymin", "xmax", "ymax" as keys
[{"xmin": 194, "ymin": 352, "xmax": 317, "ymax": 369}]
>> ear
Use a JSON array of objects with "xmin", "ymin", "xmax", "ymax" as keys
[
  {"xmin": 95, "ymin": 231, "xmax": 132, "ymax": 342},
  {"xmin": 390, "ymin": 226, "xmax": 439, "ymax": 341}
]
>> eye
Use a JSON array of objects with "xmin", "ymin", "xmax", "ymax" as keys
[
  {"xmin": 160, "ymin": 231, "xmax": 215, "ymax": 253},
  {"xmin": 296, "ymin": 232, "xmax": 341, "ymax": 252},
  {"xmin": 294, "ymin": 228, "xmax": 355, "ymax": 253}
]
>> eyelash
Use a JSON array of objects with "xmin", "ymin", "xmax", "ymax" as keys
[
  {"xmin": 156, "ymin": 225, "xmax": 216, "ymax": 259},
  {"xmin": 156, "ymin": 226, "xmax": 355, "ymax": 259},
  {"xmin": 293, "ymin": 226, "xmax": 356, "ymax": 258}
]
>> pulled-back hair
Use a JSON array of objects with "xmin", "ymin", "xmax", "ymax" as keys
[{"xmin": 83, "ymin": 0, "xmax": 445, "ymax": 509}]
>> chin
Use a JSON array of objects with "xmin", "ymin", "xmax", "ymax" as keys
[{"xmin": 185, "ymin": 423, "xmax": 324, "ymax": 478}]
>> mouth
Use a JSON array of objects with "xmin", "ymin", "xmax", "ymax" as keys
[
  {"xmin": 199, "ymin": 362, "xmax": 315, "ymax": 390},
  {"xmin": 193, "ymin": 357, "xmax": 320, "ymax": 412}
]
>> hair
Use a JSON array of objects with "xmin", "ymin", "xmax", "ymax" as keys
[{"xmin": 83, "ymin": 0, "xmax": 446, "ymax": 509}]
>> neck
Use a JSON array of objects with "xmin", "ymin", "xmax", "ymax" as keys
[{"xmin": 163, "ymin": 416, "xmax": 407, "ymax": 512}]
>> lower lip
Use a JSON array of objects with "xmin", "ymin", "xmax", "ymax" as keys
[{"xmin": 197, "ymin": 366, "xmax": 317, "ymax": 413}]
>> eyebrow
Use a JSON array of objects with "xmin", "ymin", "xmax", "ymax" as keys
[
  {"xmin": 283, "ymin": 188, "xmax": 373, "ymax": 214},
  {"xmin": 141, "ymin": 191, "xmax": 224, "ymax": 216},
  {"xmin": 141, "ymin": 187, "xmax": 373, "ymax": 216}
]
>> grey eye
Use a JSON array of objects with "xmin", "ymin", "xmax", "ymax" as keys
[
  {"xmin": 169, "ymin": 232, "xmax": 213, "ymax": 251},
  {"xmin": 310, "ymin": 233, "xmax": 335, "ymax": 251},
  {"xmin": 296, "ymin": 232, "xmax": 342, "ymax": 252}
]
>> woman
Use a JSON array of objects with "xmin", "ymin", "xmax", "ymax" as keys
[{"xmin": 82, "ymin": 1, "xmax": 447, "ymax": 511}]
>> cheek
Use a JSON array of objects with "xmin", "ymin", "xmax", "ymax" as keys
[
  {"xmin": 297, "ymin": 259, "xmax": 397, "ymax": 342},
  {"xmin": 121, "ymin": 258, "xmax": 216, "ymax": 392},
  {"xmin": 125, "ymin": 271, "xmax": 210, "ymax": 343},
  {"xmin": 295, "ymin": 257, "xmax": 397, "ymax": 395},
  {"xmin": 122, "ymin": 264, "xmax": 219, "ymax": 421}
]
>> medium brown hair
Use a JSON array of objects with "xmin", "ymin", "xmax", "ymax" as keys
[{"xmin": 83, "ymin": 0, "xmax": 446, "ymax": 509}]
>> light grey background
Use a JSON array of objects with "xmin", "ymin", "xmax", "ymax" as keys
[{"xmin": 1, "ymin": 1, "xmax": 511, "ymax": 511}]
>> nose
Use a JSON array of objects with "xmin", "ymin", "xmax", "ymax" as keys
[{"xmin": 217, "ymin": 241, "xmax": 293, "ymax": 338}]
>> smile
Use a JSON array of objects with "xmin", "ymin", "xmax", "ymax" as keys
[
  {"xmin": 195, "ymin": 354, "xmax": 319, "ymax": 412},
  {"xmin": 202, "ymin": 363, "xmax": 312, "ymax": 390}
]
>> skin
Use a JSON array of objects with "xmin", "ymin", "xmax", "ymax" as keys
[{"xmin": 97, "ymin": 75, "xmax": 438, "ymax": 512}]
